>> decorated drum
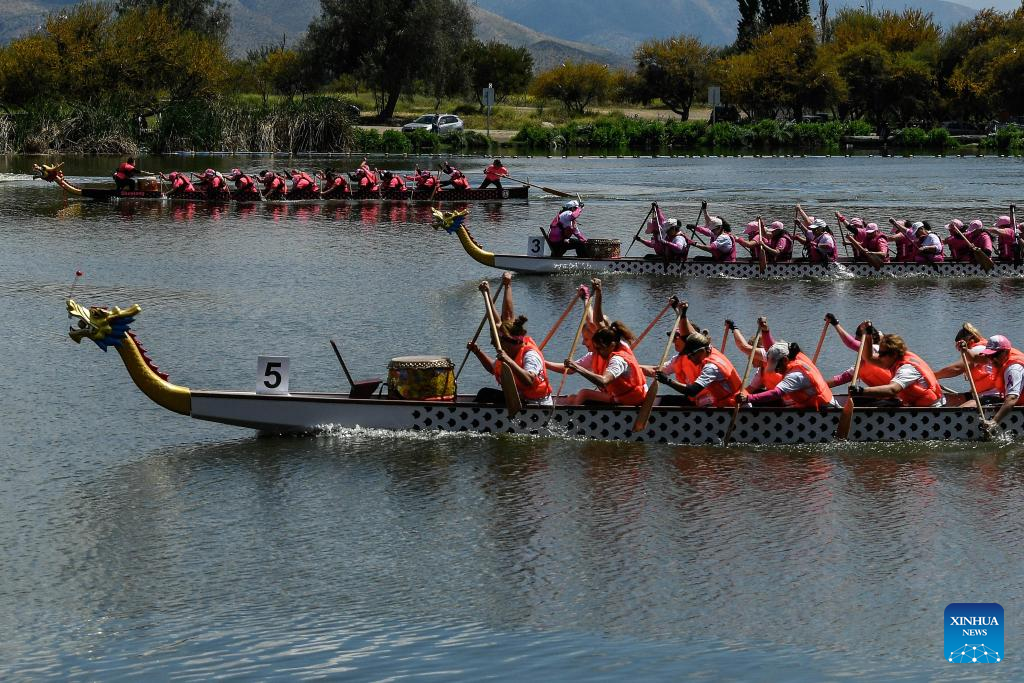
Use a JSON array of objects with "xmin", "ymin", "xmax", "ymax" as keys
[
  {"xmin": 387, "ymin": 356, "xmax": 456, "ymax": 400},
  {"xmin": 582, "ymin": 238, "xmax": 621, "ymax": 259},
  {"xmin": 137, "ymin": 179, "xmax": 160, "ymax": 192}
]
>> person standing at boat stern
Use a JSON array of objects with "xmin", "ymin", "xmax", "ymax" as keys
[
  {"xmin": 547, "ymin": 200, "xmax": 587, "ymax": 257},
  {"xmin": 479, "ymin": 159, "xmax": 508, "ymax": 189},
  {"xmin": 848, "ymin": 332, "xmax": 944, "ymax": 407},
  {"xmin": 737, "ymin": 341, "xmax": 837, "ymax": 409},
  {"xmin": 467, "ymin": 276, "xmax": 553, "ymax": 406},
  {"xmin": 113, "ymin": 157, "xmax": 147, "ymax": 191},
  {"xmin": 970, "ymin": 335, "xmax": 1024, "ymax": 434},
  {"xmin": 656, "ymin": 332, "xmax": 741, "ymax": 407}
]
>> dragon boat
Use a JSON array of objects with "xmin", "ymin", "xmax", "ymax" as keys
[
  {"xmin": 66, "ymin": 297, "xmax": 1024, "ymax": 444},
  {"xmin": 33, "ymin": 163, "xmax": 527, "ymax": 203},
  {"xmin": 449, "ymin": 224, "xmax": 1024, "ymax": 279}
]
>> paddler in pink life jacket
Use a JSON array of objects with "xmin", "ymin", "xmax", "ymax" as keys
[
  {"xmin": 405, "ymin": 167, "xmax": 437, "ymax": 190},
  {"xmin": 837, "ymin": 214, "xmax": 889, "ymax": 263},
  {"xmin": 288, "ymin": 169, "xmax": 319, "ymax": 194},
  {"xmin": 945, "ymin": 219, "xmax": 972, "ymax": 261},
  {"xmin": 847, "ymin": 331, "xmax": 945, "ymax": 407},
  {"xmin": 225, "ymin": 168, "xmax": 260, "ymax": 198},
  {"xmin": 159, "ymin": 171, "xmax": 195, "ymax": 196},
  {"xmin": 198, "ymin": 168, "xmax": 229, "ymax": 197},
  {"xmin": 983, "ymin": 215, "xmax": 1019, "ymax": 262},
  {"xmin": 546, "ymin": 199, "xmax": 587, "ymax": 257},
  {"xmin": 258, "ymin": 170, "xmax": 287, "ymax": 199},
  {"xmin": 906, "ymin": 220, "xmax": 945, "ymax": 262},
  {"xmin": 688, "ymin": 213, "xmax": 737, "ymax": 261},
  {"xmin": 350, "ymin": 166, "xmax": 380, "ymax": 192},
  {"xmin": 318, "ymin": 169, "xmax": 350, "ymax": 198},
  {"xmin": 380, "ymin": 170, "xmax": 407, "ymax": 193},
  {"xmin": 637, "ymin": 202, "xmax": 689, "ymax": 261},
  {"xmin": 887, "ymin": 218, "xmax": 918, "ymax": 261},
  {"xmin": 965, "ymin": 218, "xmax": 994, "ymax": 255},
  {"xmin": 479, "ymin": 159, "xmax": 508, "ymax": 189},
  {"xmin": 793, "ymin": 205, "xmax": 837, "ymax": 262},
  {"xmin": 439, "ymin": 162, "xmax": 470, "ymax": 190}
]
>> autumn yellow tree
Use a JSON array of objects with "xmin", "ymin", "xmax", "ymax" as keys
[{"xmin": 530, "ymin": 61, "xmax": 616, "ymax": 115}]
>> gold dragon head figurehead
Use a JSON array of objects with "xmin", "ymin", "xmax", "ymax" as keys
[{"xmin": 67, "ymin": 298, "xmax": 141, "ymax": 351}]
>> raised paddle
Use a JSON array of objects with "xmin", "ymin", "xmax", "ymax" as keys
[
  {"xmin": 539, "ymin": 286, "xmax": 586, "ymax": 351},
  {"xmin": 724, "ymin": 326, "xmax": 762, "ymax": 445},
  {"xmin": 504, "ymin": 174, "xmax": 574, "ymax": 199},
  {"xmin": 481, "ymin": 288, "xmax": 522, "ymax": 417},
  {"xmin": 950, "ymin": 224, "xmax": 993, "ymax": 272},
  {"xmin": 720, "ymin": 322, "xmax": 729, "ymax": 352},
  {"xmin": 429, "ymin": 164, "xmax": 443, "ymax": 202},
  {"xmin": 455, "ymin": 281, "xmax": 506, "ymax": 380},
  {"xmin": 755, "ymin": 215, "xmax": 768, "ymax": 274},
  {"xmin": 835, "ymin": 334, "xmax": 868, "ymax": 439},
  {"xmin": 633, "ymin": 305, "xmax": 684, "ymax": 432},
  {"xmin": 633, "ymin": 300, "xmax": 674, "ymax": 349},
  {"xmin": 960, "ymin": 343, "xmax": 988, "ymax": 428},
  {"xmin": 1011, "ymin": 203, "xmax": 1020, "ymax": 267},
  {"xmin": 811, "ymin": 318, "xmax": 830, "ymax": 365},
  {"xmin": 549, "ymin": 296, "xmax": 593, "ymax": 420},
  {"xmin": 330, "ymin": 340, "xmax": 382, "ymax": 398},
  {"xmin": 623, "ymin": 203, "xmax": 656, "ymax": 257}
]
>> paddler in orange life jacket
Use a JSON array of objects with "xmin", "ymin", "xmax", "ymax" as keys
[
  {"xmin": 439, "ymin": 162, "xmax": 470, "ymax": 190},
  {"xmin": 288, "ymin": 168, "xmax": 319, "ymax": 195},
  {"xmin": 198, "ymin": 168, "xmax": 229, "ymax": 197},
  {"xmin": 466, "ymin": 273, "xmax": 553, "ymax": 406},
  {"xmin": 159, "ymin": 171, "xmax": 195, "ymax": 196},
  {"xmin": 558, "ymin": 322, "xmax": 647, "ymax": 406},
  {"xmin": 968, "ymin": 334, "xmax": 1024, "ymax": 435},
  {"xmin": 725, "ymin": 317, "xmax": 786, "ymax": 403},
  {"xmin": 822, "ymin": 315, "xmax": 899, "ymax": 405},
  {"xmin": 225, "ymin": 168, "xmax": 260, "ymax": 198},
  {"xmin": 846, "ymin": 331, "xmax": 945, "ymax": 407},
  {"xmin": 257, "ymin": 170, "xmax": 287, "ymax": 199},
  {"xmin": 380, "ymin": 170, "xmax": 408, "ymax": 193},
  {"xmin": 934, "ymin": 323, "xmax": 1000, "ymax": 404},
  {"xmin": 405, "ymin": 167, "xmax": 437, "ymax": 191},
  {"xmin": 479, "ymin": 159, "xmax": 508, "ymax": 189},
  {"xmin": 318, "ymin": 169, "xmax": 350, "ymax": 198},
  {"xmin": 656, "ymin": 331, "xmax": 742, "ymax": 407},
  {"xmin": 113, "ymin": 157, "xmax": 149, "ymax": 190},
  {"xmin": 737, "ymin": 340, "xmax": 838, "ymax": 409},
  {"xmin": 350, "ymin": 165, "xmax": 379, "ymax": 192}
]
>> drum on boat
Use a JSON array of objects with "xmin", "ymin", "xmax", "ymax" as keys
[
  {"xmin": 387, "ymin": 356, "xmax": 456, "ymax": 400},
  {"xmin": 137, "ymin": 179, "xmax": 160, "ymax": 192},
  {"xmin": 582, "ymin": 238, "xmax": 621, "ymax": 259}
]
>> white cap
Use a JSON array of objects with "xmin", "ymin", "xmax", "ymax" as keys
[
  {"xmin": 664, "ymin": 218, "xmax": 679, "ymax": 229},
  {"xmin": 765, "ymin": 341, "xmax": 790, "ymax": 371},
  {"xmin": 562, "ymin": 200, "xmax": 579, "ymax": 211},
  {"xmin": 709, "ymin": 216, "xmax": 723, "ymax": 228},
  {"xmin": 911, "ymin": 221, "xmax": 926, "ymax": 232},
  {"xmin": 865, "ymin": 222, "xmax": 879, "ymax": 233},
  {"xmin": 811, "ymin": 218, "xmax": 828, "ymax": 230}
]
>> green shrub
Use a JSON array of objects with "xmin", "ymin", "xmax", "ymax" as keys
[
  {"xmin": 380, "ymin": 129, "xmax": 412, "ymax": 153},
  {"xmin": 665, "ymin": 120, "xmax": 706, "ymax": 147},
  {"xmin": 843, "ymin": 119, "xmax": 874, "ymax": 136},
  {"xmin": 701, "ymin": 122, "xmax": 749, "ymax": 148},
  {"xmin": 986, "ymin": 124, "xmax": 1023, "ymax": 151},
  {"xmin": 511, "ymin": 122, "xmax": 556, "ymax": 147},
  {"xmin": 891, "ymin": 126, "xmax": 929, "ymax": 147},
  {"xmin": 750, "ymin": 119, "xmax": 789, "ymax": 146},
  {"xmin": 926, "ymin": 127, "xmax": 960, "ymax": 148},
  {"xmin": 459, "ymin": 129, "xmax": 490, "ymax": 148},
  {"xmin": 405, "ymin": 128, "xmax": 441, "ymax": 151},
  {"xmin": 352, "ymin": 127, "xmax": 383, "ymax": 151}
]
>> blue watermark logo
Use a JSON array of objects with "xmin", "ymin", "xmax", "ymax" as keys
[{"xmin": 945, "ymin": 603, "xmax": 1003, "ymax": 663}]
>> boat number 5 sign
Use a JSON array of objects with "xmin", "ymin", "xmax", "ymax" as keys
[
  {"xmin": 257, "ymin": 356, "xmax": 290, "ymax": 394},
  {"xmin": 527, "ymin": 236, "xmax": 546, "ymax": 257}
]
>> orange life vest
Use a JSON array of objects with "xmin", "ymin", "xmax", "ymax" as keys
[
  {"xmin": 669, "ymin": 352, "xmax": 699, "ymax": 383},
  {"xmin": 859, "ymin": 357, "xmax": 893, "ymax": 386},
  {"xmin": 493, "ymin": 336, "xmax": 551, "ymax": 400},
  {"xmin": 781, "ymin": 352, "xmax": 834, "ymax": 409},
  {"xmin": 694, "ymin": 348, "xmax": 742, "ymax": 407},
  {"xmin": 993, "ymin": 347, "xmax": 1024, "ymax": 404},
  {"xmin": 891, "ymin": 351, "xmax": 942, "ymax": 407},
  {"xmin": 592, "ymin": 346, "xmax": 647, "ymax": 405},
  {"xmin": 969, "ymin": 337, "xmax": 998, "ymax": 393}
]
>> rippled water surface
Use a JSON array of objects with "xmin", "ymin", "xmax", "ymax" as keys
[{"xmin": 2, "ymin": 154, "xmax": 1024, "ymax": 680}]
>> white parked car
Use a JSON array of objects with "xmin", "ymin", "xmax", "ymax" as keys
[{"xmin": 401, "ymin": 114, "xmax": 464, "ymax": 136}]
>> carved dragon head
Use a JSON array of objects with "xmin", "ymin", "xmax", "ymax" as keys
[
  {"xmin": 67, "ymin": 298, "xmax": 141, "ymax": 351},
  {"xmin": 33, "ymin": 162, "xmax": 65, "ymax": 183}
]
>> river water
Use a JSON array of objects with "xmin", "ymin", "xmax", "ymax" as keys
[{"xmin": 1, "ymin": 153, "xmax": 1022, "ymax": 680}]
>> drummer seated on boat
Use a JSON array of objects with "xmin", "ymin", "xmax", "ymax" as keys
[
  {"xmin": 258, "ymin": 170, "xmax": 287, "ymax": 199},
  {"xmin": 159, "ymin": 171, "xmax": 195, "ymax": 196},
  {"xmin": 226, "ymin": 168, "xmax": 260, "ymax": 197},
  {"xmin": 934, "ymin": 323, "xmax": 1001, "ymax": 404},
  {"xmin": 847, "ymin": 332, "xmax": 945, "ymax": 407},
  {"xmin": 113, "ymin": 157, "xmax": 147, "ymax": 190},
  {"xmin": 968, "ymin": 335, "xmax": 1024, "ymax": 434},
  {"xmin": 737, "ymin": 340, "xmax": 838, "ymax": 409},
  {"xmin": 655, "ymin": 332, "xmax": 742, "ymax": 407},
  {"xmin": 318, "ymin": 169, "xmax": 350, "ymax": 198},
  {"xmin": 479, "ymin": 159, "xmax": 508, "ymax": 189},
  {"xmin": 546, "ymin": 200, "xmax": 587, "ymax": 257},
  {"xmin": 638, "ymin": 204, "xmax": 688, "ymax": 261},
  {"xmin": 439, "ymin": 163, "xmax": 470, "ymax": 190},
  {"xmin": 688, "ymin": 215, "xmax": 736, "ymax": 262},
  {"xmin": 559, "ymin": 322, "xmax": 647, "ymax": 406}
]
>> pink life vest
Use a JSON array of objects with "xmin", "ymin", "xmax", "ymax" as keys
[{"xmin": 712, "ymin": 233, "xmax": 737, "ymax": 262}]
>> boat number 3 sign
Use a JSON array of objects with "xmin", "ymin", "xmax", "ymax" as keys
[
  {"xmin": 527, "ymin": 236, "xmax": 546, "ymax": 257},
  {"xmin": 257, "ymin": 355, "xmax": 290, "ymax": 394}
]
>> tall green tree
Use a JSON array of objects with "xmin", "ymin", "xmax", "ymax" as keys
[
  {"xmin": 737, "ymin": 0, "xmax": 761, "ymax": 51},
  {"xmin": 463, "ymin": 41, "xmax": 534, "ymax": 110},
  {"xmin": 761, "ymin": 0, "xmax": 810, "ymax": 30},
  {"xmin": 633, "ymin": 35, "xmax": 716, "ymax": 120},
  {"xmin": 114, "ymin": 0, "xmax": 231, "ymax": 41},
  {"xmin": 305, "ymin": 0, "xmax": 474, "ymax": 119}
]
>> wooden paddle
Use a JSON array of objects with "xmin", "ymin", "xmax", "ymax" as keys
[
  {"xmin": 950, "ymin": 224, "xmax": 993, "ymax": 272},
  {"xmin": 633, "ymin": 306, "xmax": 684, "ymax": 432},
  {"xmin": 835, "ymin": 337, "xmax": 867, "ymax": 439},
  {"xmin": 429, "ymin": 164, "xmax": 443, "ymax": 202},
  {"xmin": 633, "ymin": 300, "xmax": 673, "ymax": 349},
  {"xmin": 1012, "ymin": 203, "xmax": 1020, "ymax": 267},
  {"xmin": 724, "ymin": 327, "xmax": 762, "ymax": 445},
  {"xmin": 455, "ymin": 281, "xmax": 506, "ymax": 380},
  {"xmin": 811, "ymin": 319, "xmax": 830, "ymax": 364},
  {"xmin": 549, "ymin": 296, "xmax": 593, "ymax": 420},
  {"xmin": 720, "ymin": 323, "xmax": 729, "ymax": 352},
  {"xmin": 482, "ymin": 288, "xmax": 522, "ymax": 417},
  {"xmin": 504, "ymin": 174, "xmax": 574, "ymax": 198},
  {"xmin": 961, "ymin": 344, "xmax": 988, "ymax": 428},
  {"xmin": 623, "ymin": 204, "xmax": 656, "ymax": 257},
  {"xmin": 538, "ymin": 287, "xmax": 584, "ymax": 351},
  {"xmin": 755, "ymin": 215, "xmax": 768, "ymax": 274}
]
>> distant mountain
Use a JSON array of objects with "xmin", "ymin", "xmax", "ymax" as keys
[{"xmin": 473, "ymin": 0, "xmax": 980, "ymax": 53}]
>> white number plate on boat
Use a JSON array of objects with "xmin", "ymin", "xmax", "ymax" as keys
[{"xmin": 257, "ymin": 356, "xmax": 290, "ymax": 394}]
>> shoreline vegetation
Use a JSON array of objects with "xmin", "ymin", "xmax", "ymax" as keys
[{"xmin": 2, "ymin": 2, "xmax": 1024, "ymax": 156}]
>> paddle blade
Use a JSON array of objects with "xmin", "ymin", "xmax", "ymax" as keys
[
  {"xmin": 633, "ymin": 381, "xmax": 659, "ymax": 432},
  {"xmin": 836, "ymin": 397, "xmax": 854, "ymax": 439},
  {"xmin": 540, "ymin": 185, "xmax": 573, "ymax": 198},
  {"xmin": 866, "ymin": 252, "xmax": 883, "ymax": 270},
  {"xmin": 500, "ymin": 364, "xmax": 522, "ymax": 417},
  {"xmin": 978, "ymin": 250, "xmax": 994, "ymax": 272}
]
